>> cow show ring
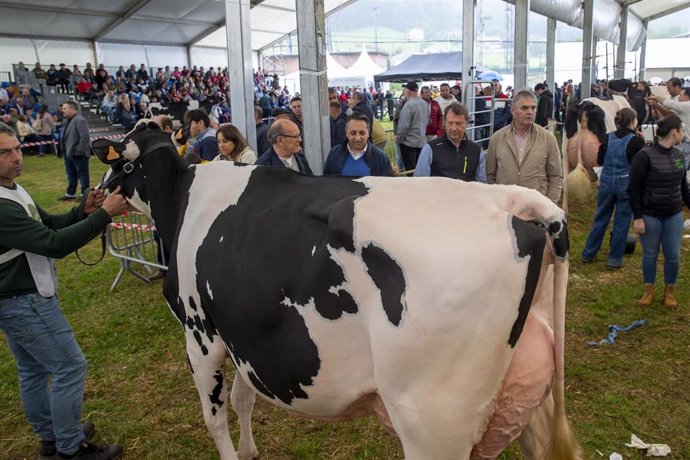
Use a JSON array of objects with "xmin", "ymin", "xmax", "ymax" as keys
[{"xmin": 1, "ymin": 114, "xmax": 689, "ymax": 457}]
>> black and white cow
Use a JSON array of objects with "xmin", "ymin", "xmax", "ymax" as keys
[{"xmin": 93, "ymin": 122, "xmax": 580, "ymax": 460}]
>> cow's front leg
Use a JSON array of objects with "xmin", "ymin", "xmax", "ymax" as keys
[
  {"xmin": 230, "ymin": 374, "xmax": 258, "ymax": 459},
  {"xmin": 186, "ymin": 331, "xmax": 238, "ymax": 460}
]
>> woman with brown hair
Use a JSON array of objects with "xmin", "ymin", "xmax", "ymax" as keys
[
  {"xmin": 214, "ymin": 124, "xmax": 256, "ymax": 164},
  {"xmin": 628, "ymin": 115, "xmax": 690, "ymax": 307}
]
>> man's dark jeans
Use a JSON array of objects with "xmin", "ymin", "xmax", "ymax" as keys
[{"xmin": 64, "ymin": 155, "xmax": 90, "ymax": 196}]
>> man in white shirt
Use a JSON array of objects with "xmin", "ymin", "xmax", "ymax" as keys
[{"xmin": 434, "ymin": 83, "xmax": 457, "ymax": 113}]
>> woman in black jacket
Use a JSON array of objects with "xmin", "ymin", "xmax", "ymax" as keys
[{"xmin": 627, "ymin": 115, "xmax": 690, "ymax": 307}]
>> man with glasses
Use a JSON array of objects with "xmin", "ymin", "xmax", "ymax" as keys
[
  {"xmin": 0, "ymin": 121, "xmax": 128, "ymax": 460},
  {"xmin": 414, "ymin": 103, "xmax": 485, "ymax": 182},
  {"xmin": 256, "ymin": 119, "xmax": 313, "ymax": 175}
]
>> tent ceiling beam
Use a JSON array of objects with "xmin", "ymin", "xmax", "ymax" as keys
[
  {"xmin": 98, "ymin": 38, "xmax": 187, "ymax": 47},
  {"xmin": 256, "ymin": 0, "xmax": 359, "ymax": 54},
  {"xmin": 130, "ymin": 15, "xmax": 212, "ymax": 26},
  {"xmin": 254, "ymin": 4, "xmax": 295, "ymax": 13},
  {"xmin": 0, "ymin": 2, "xmax": 114, "ymax": 18},
  {"xmin": 187, "ymin": 19, "xmax": 227, "ymax": 48},
  {"xmin": 0, "ymin": 32, "xmax": 91, "ymax": 42},
  {"xmin": 93, "ymin": 0, "xmax": 152, "ymax": 41},
  {"xmin": 644, "ymin": 1, "xmax": 690, "ymax": 21}
]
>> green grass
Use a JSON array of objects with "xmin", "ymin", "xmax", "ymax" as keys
[{"xmin": 1, "ymin": 154, "xmax": 689, "ymax": 459}]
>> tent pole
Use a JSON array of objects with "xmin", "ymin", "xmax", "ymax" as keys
[
  {"xmin": 615, "ymin": 5, "xmax": 628, "ymax": 79},
  {"xmin": 638, "ymin": 20, "xmax": 648, "ymax": 82},
  {"xmin": 462, "ymin": 0, "xmax": 476, "ymax": 86},
  {"xmin": 226, "ymin": 0, "xmax": 257, "ymax": 152},
  {"xmin": 581, "ymin": 0, "xmax": 594, "ymax": 99},
  {"xmin": 296, "ymin": 0, "xmax": 330, "ymax": 174},
  {"xmin": 514, "ymin": 0, "xmax": 529, "ymax": 90},
  {"xmin": 546, "ymin": 17, "xmax": 556, "ymax": 112}
]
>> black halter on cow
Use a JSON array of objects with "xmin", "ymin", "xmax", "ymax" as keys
[{"xmin": 93, "ymin": 122, "xmax": 580, "ymax": 459}]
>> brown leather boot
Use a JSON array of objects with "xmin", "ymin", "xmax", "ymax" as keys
[
  {"xmin": 663, "ymin": 284, "xmax": 677, "ymax": 309},
  {"xmin": 638, "ymin": 284, "xmax": 655, "ymax": 306}
]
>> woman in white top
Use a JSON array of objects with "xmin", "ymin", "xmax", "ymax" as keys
[{"xmin": 214, "ymin": 124, "xmax": 256, "ymax": 164}]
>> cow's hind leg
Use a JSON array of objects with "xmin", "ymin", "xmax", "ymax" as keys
[
  {"xmin": 516, "ymin": 392, "xmax": 554, "ymax": 459},
  {"xmin": 186, "ymin": 332, "xmax": 238, "ymax": 460},
  {"xmin": 230, "ymin": 374, "xmax": 258, "ymax": 459}
]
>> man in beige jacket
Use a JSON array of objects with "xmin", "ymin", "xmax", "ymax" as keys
[{"xmin": 486, "ymin": 89, "xmax": 563, "ymax": 204}]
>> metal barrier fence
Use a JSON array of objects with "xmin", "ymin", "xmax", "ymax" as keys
[
  {"xmin": 106, "ymin": 212, "xmax": 167, "ymax": 291},
  {"xmin": 463, "ymin": 80, "xmax": 496, "ymax": 145}
]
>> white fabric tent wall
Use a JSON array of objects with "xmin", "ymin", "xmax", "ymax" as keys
[
  {"xmin": 97, "ymin": 43, "xmax": 187, "ymax": 69},
  {"xmin": 190, "ymin": 46, "xmax": 259, "ymax": 71},
  {"xmin": 0, "ymin": 38, "xmax": 95, "ymax": 74}
]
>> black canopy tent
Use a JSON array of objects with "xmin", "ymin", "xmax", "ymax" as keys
[{"xmin": 374, "ymin": 52, "xmax": 494, "ymax": 83}]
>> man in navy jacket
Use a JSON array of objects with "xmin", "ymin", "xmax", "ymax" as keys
[{"xmin": 323, "ymin": 112, "xmax": 393, "ymax": 177}]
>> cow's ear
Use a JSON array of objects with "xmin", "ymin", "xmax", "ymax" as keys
[{"xmin": 92, "ymin": 139, "xmax": 125, "ymax": 165}]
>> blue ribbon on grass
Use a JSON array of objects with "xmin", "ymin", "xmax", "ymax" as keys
[{"xmin": 587, "ymin": 319, "xmax": 648, "ymax": 347}]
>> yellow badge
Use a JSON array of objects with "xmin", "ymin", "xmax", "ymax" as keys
[{"xmin": 107, "ymin": 146, "xmax": 120, "ymax": 161}]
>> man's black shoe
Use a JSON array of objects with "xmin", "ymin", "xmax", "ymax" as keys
[
  {"xmin": 57, "ymin": 441, "xmax": 123, "ymax": 460},
  {"xmin": 39, "ymin": 422, "xmax": 96, "ymax": 459},
  {"xmin": 57, "ymin": 195, "xmax": 78, "ymax": 201}
]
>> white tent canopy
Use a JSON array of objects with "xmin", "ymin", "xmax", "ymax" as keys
[
  {"xmin": 326, "ymin": 53, "xmax": 348, "ymax": 78},
  {"xmin": 344, "ymin": 46, "xmax": 385, "ymax": 87}
]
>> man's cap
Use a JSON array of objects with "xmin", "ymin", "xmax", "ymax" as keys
[
  {"xmin": 271, "ymin": 107, "xmax": 290, "ymax": 117},
  {"xmin": 404, "ymin": 81, "xmax": 419, "ymax": 92}
]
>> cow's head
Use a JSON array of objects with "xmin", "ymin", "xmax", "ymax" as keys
[{"xmin": 92, "ymin": 120, "xmax": 175, "ymax": 216}]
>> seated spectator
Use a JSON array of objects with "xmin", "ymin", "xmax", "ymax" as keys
[
  {"xmin": 114, "ymin": 95, "xmax": 137, "ymax": 129},
  {"xmin": 19, "ymin": 87, "xmax": 38, "ymax": 111},
  {"xmin": 213, "ymin": 124, "xmax": 256, "ymax": 164},
  {"xmin": 69, "ymin": 66, "xmax": 84, "ymax": 92},
  {"xmin": 323, "ymin": 112, "xmax": 393, "ymax": 177},
  {"xmin": 100, "ymin": 90, "xmax": 117, "ymax": 120},
  {"xmin": 16, "ymin": 114, "xmax": 41, "ymax": 154},
  {"xmin": 14, "ymin": 62, "xmax": 35, "ymax": 87},
  {"xmin": 46, "ymin": 64, "xmax": 59, "ymax": 88},
  {"xmin": 83, "ymin": 63, "xmax": 95, "ymax": 82},
  {"xmin": 32, "ymin": 62, "xmax": 47, "ymax": 81},
  {"xmin": 94, "ymin": 68, "xmax": 109, "ymax": 92}
]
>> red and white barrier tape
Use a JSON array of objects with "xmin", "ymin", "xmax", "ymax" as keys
[
  {"xmin": 20, "ymin": 132, "xmax": 126, "ymax": 148},
  {"xmin": 108, "ymin": 222, "xmax": 157, "ymax": 232}
]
